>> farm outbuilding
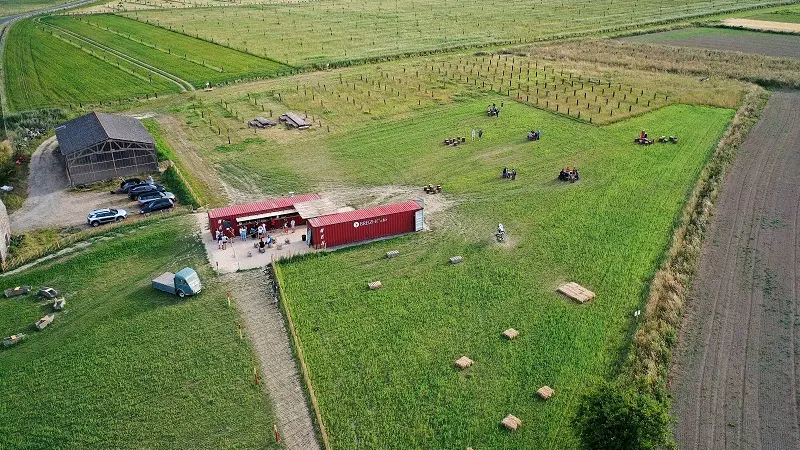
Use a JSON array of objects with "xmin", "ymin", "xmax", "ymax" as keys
[
  {"xmin": 306, "ymin": 200, "xmax": 424, "ymax": 249},
  {"xmin": 207, "ymin": 193, "xmax": 321, "ymax": 238},
  {"xmin": 54, "ymin": 112, "xmax": 158, "ymax": 186}
]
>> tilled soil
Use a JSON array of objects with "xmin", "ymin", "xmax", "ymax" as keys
[
  {"xmin": 622, "ymin": 28, "xmax": 800, "ymax": 59},
  {"xmin": 670, "ymin": 91, "xmax": 800, "ymax": 449},
  {"xmin": 724, "ymin": 18, "xmax": 800, "ymax": 34},
  {"xmin": 223, "ymin": 270, "xmax": 320, "ymax": 450}
]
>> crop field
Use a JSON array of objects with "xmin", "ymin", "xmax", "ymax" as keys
[
  {"xmin": 271, "ymin": 99, "xmax": 735, "ymax": 448},
  {"xmin": 3, "ymin": 18, "xmax": 180, "ymax": 111},
  {"xmin": 0, "ymin": 0, "xmax": 70, "ymax": 17},
  {"xmin": 39, "ymin": 14, "xmax": 292, "ymax": 86},
  {"xmin": 0, "ymin": 216, "xmax": 280, "ymax": 448},
  {"xmin": 621, "ymin": 27, "xmax": 800, "ymax": 59},
  {"xmin": 122, "ymin": 0, "xmax": 782, "ymax": 66}
]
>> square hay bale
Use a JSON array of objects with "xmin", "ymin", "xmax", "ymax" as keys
[
  {"xmin": 454, "ymin": 355, "xmax": 473, "ymax": 370},
  {"xmin": 368, "ymin": 281, "xmax": 382, "ymax": 290},
  {"xmin": 557, "ymin": 282, "xmax": 596, "ymax": 304},
  {"xmin": 503, "ymin": 328, "xmax": 519, "ymax": 340},
  {"xmin": 537, "ymin": 385, "xmax": 555, "ymax": 400},
  {"xmin": 449, "ymin": 255, "xmax": 464, "ymax": 264},
  {"xmin": 386, "ymin": 250, "xmax": 400, "ymax": 259},
  {"xmin": 502, "ymin": 414, "xmax": 522, "ymax": 431}
]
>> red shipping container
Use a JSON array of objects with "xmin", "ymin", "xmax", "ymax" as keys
[
  {"xmin": 207, "ymin": 193, "xmax": 320, "ymax": 238},
  {"xmin": 306, "ymin": 201, "xmax": 424, "ymax": 248}
]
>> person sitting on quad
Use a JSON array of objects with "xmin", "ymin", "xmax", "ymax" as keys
[
  {"xmin": 559, "ymin": 168, "xmax": 569, "ymax": 181},
  {"xmin": 572, "ymin": 168, "xmax": 580, "ymax": 182}
]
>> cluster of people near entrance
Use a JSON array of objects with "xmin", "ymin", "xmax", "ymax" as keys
[{"xmin": 216, "ymin": 218, "xmax": 296, "ymax": 250}]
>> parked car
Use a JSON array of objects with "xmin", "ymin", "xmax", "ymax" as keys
[
  {"xmin": 140, "ymin": 198, "xmax": 174, "ymax": 214},
  {"xmin": 119, "ymin": 177, "xmax": 141, "ymax": 189},
  {"xmin": 137, "ymin": 191, "xmax": 176, "ymax": 206},
  {"xmin": 87, "ymin": 208, "xmax": 127, "ymax": 227},
  {"xmin": 128, "ymin": 183, "xmax": 165, "ymax": 200},
  {"xmin": 120, "ymin": 180, "xmax": 147, "ymax": 193}
]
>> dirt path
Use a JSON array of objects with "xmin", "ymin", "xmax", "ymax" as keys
[
  {"xmin": 9, "ymin": 136, "xmax": 138, "ymax": 231},
  {"xmin": 723, "ymin": 18, "xmax": 800, "ymax": 34},
  {"xmin": 223, "ymin": 270, "xmax": 320, "ymax": 450},
  {"xmin": 670, "ymin": 91, "xmax": 800, "ymax": 449}
]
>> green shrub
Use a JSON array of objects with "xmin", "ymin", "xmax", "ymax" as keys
[
  {"xmin": 574, "ymin": 381, "xmax": 673, "ymax": 450},
  {"xmin": 161, "ymin": 164, "xmax": 198, "ymax": 208}
]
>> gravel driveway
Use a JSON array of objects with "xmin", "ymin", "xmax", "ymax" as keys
[{"xmin": 10, "ymin": 136, "xmax": 138, "ymax": 231}]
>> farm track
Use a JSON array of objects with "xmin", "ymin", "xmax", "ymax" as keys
[
  {"xmin": 223, "ymin": 270, "xmax": 320, "ymax": 450},
  {"xmin": 35, "ymin": 18, "xmax": 193, "ymax": 91},
  {"xmin": 671, "ymin": 91, "xmax": 800, "ymax": 450}
]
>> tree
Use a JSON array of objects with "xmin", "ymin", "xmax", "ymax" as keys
[{"xmin": 573, "ymin": 380, "xmax": 673, "ymax": 450}]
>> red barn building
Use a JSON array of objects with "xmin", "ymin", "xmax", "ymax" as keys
[
  {"xmin": 207, "ymin": 193, "xmax": 320, "ymax": 238},
  {"xmin": 306, "ymin": 200, "xmax": 424, "ymax": 248}
]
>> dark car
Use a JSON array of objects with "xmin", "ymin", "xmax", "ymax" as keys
[
  {"xmin": 128, "ymin": 183, "xmax": 165, "ymax": 200},
  {"xmin": 137, "ymin": 191, "xmax": 176, "ymax": 205},
  {"xmin": 120, "ymin": 180, "xmax": 147, "ymax": 193},
  {"xmin": 119, "ymin": 178, "xmax": 141, "ymax": 189},
  {"xmin": 140, "ymin": 198, "xmax": 174, "ymax": 214}
]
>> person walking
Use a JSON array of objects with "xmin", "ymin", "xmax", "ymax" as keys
[
  {"xmin": 290, "ymin": 219, "xmax": 296, "ymax": 231},
  {"xmin": 217, "ymin": 230, "xmax": 223, "ymax": 249},
  {"xmin": 478, "ymin": 129, "xmax": 483, "ymax": 139},
  {"xmin": 240, "ymin": 227, "xmax": 247, "ymax": 241},
  {"xmin": 471, "ymin": 129, "xmax": 476, "ymax": 140},
  {"xmin": 221, "ymin": 234, "xmax": 228, "ymax": 250}
]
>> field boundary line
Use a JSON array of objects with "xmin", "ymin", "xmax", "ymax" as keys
[
  {"xmin": 35, "ymin": 18, "xmax": 194, "ymax": 91},
  {"xmin": 615, "ymin": 85, "xmax": 770, "ymax": 442},
  {"xmin": 271, "ymin": 257, "xmax": 331, "ymax": 450}
]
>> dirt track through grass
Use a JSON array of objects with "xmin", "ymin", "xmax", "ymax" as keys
[
  {"xmin": 670, "ymin": 91, "xmax": 800, "ymax": 449},
  {"xmin": 224, "ymin": 270, "xmax": 320, "ymax": 450}
]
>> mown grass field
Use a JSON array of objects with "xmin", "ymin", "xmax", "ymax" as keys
[
  {"xmin": 733, "ymin": 3, "xmax": 800, "ymax": 22},
  {"xmin": 123, "ymin": 0, "xmax": 782, "ymax": 66},
  {"xmin": 3, "ymin": 18, "xmax": 180, "ymax": 111},
  {"xmin": 0, "ymin": 0, "xmax": 69, "ymax": 17},
  {"xmin": 273, "ymin": 99, "xmax": 734, "ymax": 448},
  {"xmin": 40, "ymin": 14, "xmax": 292, "ymax": 86},
  {"xmin": 0, "ymin": 216, "xmax": 281, "ymax": 448}
]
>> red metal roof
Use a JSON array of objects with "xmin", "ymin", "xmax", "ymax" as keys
[
  {"xmin": 308, "ymin": 201, "xmax": 422, "ymax": 227},
  {"xmin": 208, "ymin": 193, "xmax": 320, "ymax": 220}
]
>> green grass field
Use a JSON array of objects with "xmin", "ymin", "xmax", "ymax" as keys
[
  {"xmin": 735, "ymin": 4, "xmax": 800, "ymax": 23},
  {"xmin": 40, "ymin": 14, "xmax": 292, "ymax": 86},
  {"xmin": 0, "ymin": 216, "xmax": 281, "ymax": 448},
  {"xmin": 3, "ymin": 18, "xmax": 181, "ymax": 111},
  {"xmin": 0, "ymin": 0, "xmax": 70, "ymax": 17},
  {"xmin": 269, "ymin": 99, "xmax": 734, "ymax": 449},
  {"xmin": 124, "ymin": 0, "xmax": 780, "ymax": 66}
]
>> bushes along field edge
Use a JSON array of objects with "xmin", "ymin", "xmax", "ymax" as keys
[
  {"xmin": 574, "ymin": 85, "xmax": 769, "ymax": 450},
  {"xmin": 270, "ymin": 261, "xmax": 330, "ymax": 450}
]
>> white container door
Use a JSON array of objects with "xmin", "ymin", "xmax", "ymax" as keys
[{"xmin": 414, "ymin": 210, "xmax": 424, "ymax": 231}]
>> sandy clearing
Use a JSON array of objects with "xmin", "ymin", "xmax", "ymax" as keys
[
  {"xmin": 723, "ymin": 18, "xmax": 800, "ymax": 34},
  {"xmin": 670, "ymin": 91, "xmax": 800, "ymax": 449}
]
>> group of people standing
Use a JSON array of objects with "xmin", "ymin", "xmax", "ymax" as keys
[
  {"xmin": 502, "ymin": 167, "xmax": 517, "ymax": 180},
  {"xmin": 217, "ymin": 218, "xmax": 297, "ymax": 251},
  {"xmin": 471, "ymin": 128, "xmax": 484, "ymax": 140}
]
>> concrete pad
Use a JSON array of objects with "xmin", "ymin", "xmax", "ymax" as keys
[{"xmin": 195, "ymin": 213, "xmax": 313, "ymax": 273}]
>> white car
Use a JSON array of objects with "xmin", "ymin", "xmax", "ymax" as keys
[{"xmin": 87, "ymin": 208, "xmax": 127, "ymax": 227}]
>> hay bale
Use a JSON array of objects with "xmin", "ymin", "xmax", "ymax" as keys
[
  {"xmin": 454, "ymin": 355, "xmax": 473, "ymax": 370},
  {"xmin": 501, "ymin": 414, "xmax": 522, "ymax": 431},
  {"xmin": 557, "ymin": 282, "xmax": 596, "ymax": 303},
  {"xmin": 537, "ymin": 386, "xmax": 555, "ymax": 400},
  {"xmin": 386, "ymin": 250, "xmax": 400, "ymax": 259},
  {"xmin": 368, "ymin": 281, "xmax": 382, "ymax": 290},
  {"xmin": 449, "ymin": 256, "xmax": 464, "ymax": 264},
  {"xmin": 503, "ymin": 328, "xmax": 519, "ymax": 340}
]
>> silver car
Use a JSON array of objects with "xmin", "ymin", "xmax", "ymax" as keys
[
  {"xmin": 137, "ymin": 191, "xmax": 176, "ymax": 206},
  {"xmin": 87, "ymin": 208, "xmax": 127, "ymax": 227}
]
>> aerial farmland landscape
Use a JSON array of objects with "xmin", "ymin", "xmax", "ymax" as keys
[{"xmin": 0, "ymin": 1, "xmax": 798, "ymax": 449}]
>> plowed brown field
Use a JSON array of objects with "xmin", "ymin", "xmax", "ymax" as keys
[{"xmin": 670, "ymin": 91, "xmax": 800, "ymax": 449}]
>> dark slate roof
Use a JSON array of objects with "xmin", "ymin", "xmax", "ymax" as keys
[{"xmin": 55, "ymin": 112, "xmax": 155, "ymax": 155}]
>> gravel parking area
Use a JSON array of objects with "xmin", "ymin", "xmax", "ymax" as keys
[{"xmin": 10, "ymin": 136, "xmax": 139, "ymax": 231}]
